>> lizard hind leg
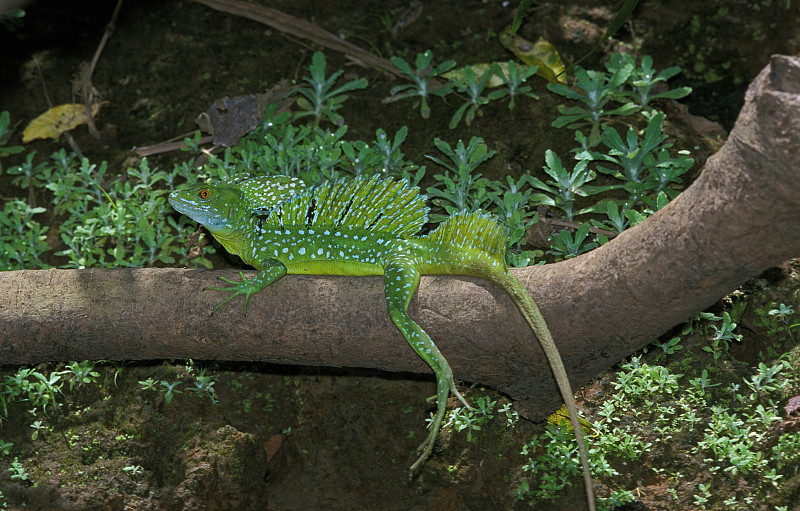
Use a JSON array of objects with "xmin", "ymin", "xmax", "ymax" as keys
[{"xmin": 383, "ymin": 257, "xmax": 468, "ymax": 476}]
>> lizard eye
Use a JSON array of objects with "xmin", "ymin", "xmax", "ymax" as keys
[{"xmin": 198, "ymin": 189, "xmax": 211, "ymax": 199}]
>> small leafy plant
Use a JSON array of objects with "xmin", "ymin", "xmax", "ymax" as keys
[
  {"xmin": 8, "ymin": 458, "xmax": 28, "ymax": 481},
  {"xmin": 547, "ymin": 223, "xmax": 598, "ymax": 259},
  {"xmin": 448, "ymin": 65, "xmax": 493, "ymax": 129},
  {"xmin": 0, "ymin": 200, "xmax": 48, "ymax": 270},
  {"xmin": 61, "ymin": 360, "xmax": 101, "ymax": 390},
  {"xmin": 548, "ymin": 65, "xmax": 638, "ymax": 142},
  {"xmin": 767, "ymin": 303, "xmax": 798, "ymax": 340},
  {"xmin": 159, "ymin": 381, "xmax": 182, "ymax": 404},
  {"xmin": 488, "ymin": 175, "xmax": 541, "ymax": 266},
  {"xmin": 123, "ymin": 465, "xmax": 144, "ymax": 477},
  {"xmin": 488, "ymin": 61, "xmax": 539, "ymax": 109},
  {"xmin": 383, "ymin": 50, "xmax": 456, "ymax": 118},
  {"xmin": 593, "ymin": 112, "xmax": 670, "ymax": 183},
  {"xmin": 605, "ymin": 53, "xmax": 692, "ymax": 109},
  {"xmin": 0, "ymin": 110, "xmax": 24, "ymax": 172},
  {"xmin": 425, "ymin": 137, "xmax": 496, "ymax": 222},
  {"xmin": 446, "ymin": 396, "xmax": 496, "ymax": 443},
  {"xmin": 528, "ymin": 149, "xmax": 615, "ymax": 221},
  {"xmin": 591, "ymin": 112, "xmax": 692, "ymax": 204},
  {"xmin": 703, "ymin": 312, "xmax": 743, "ymax": 360},
  {"xmin": 291, "ymin": 51, "xmax": 368, "ymax": 127}
]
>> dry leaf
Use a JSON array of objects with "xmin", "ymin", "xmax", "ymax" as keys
[
  {"xmin": 499, "ymin": 26, "xmax": 567, "ymax": 84},
  {"xmin": 442, "ymin": 63, "xmax": 509, "ymax": 88},
  {"xmin": 545, "ymin": 404, "xmax": 596, "ymax": 434},
  {"xmin": 22, "ymin": 102, "xmax": 108, "ymax": 143}
]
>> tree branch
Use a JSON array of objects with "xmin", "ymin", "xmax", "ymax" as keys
[{"xmin": 2, "ymin": 55, "xmax": 798, "ymax": 419}]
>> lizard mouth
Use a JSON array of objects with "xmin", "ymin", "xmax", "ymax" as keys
[
  {"xmin": 167, "ymin": 194, "xmax": 196, "ymax": 216},
  {"xmin": 168, "ymin": 193, "xmax": 237, "ymax": 237},
  {"xmin": 169, "ymin": 195, "xmax": 217, "ymax": 227}
]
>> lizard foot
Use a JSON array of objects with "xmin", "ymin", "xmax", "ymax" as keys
[{"xmin": 205, "ymin": 271, "xmax": 258, "ymax": 314}]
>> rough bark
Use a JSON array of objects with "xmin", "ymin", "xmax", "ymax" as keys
[{"xmin": 1, "ymin": 55, "xmax": 799, "ymax": 419}]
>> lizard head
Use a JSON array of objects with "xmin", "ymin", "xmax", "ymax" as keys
[{"xmin": 169, "ymin": 182, "xmax": 245, "ymax": 242}]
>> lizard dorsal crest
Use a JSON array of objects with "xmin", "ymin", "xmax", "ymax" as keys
[
  {"xmin": 424, "ymin": 210, "xmax": 507, "ymax": 266},
  {"xmin": 262, "ymin": 175, "xmax": 428, "ymax": 237}
]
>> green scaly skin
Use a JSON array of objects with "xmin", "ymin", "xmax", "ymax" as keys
[{"xmin": 169, "ymin": 174, "xmax": 596, "ymax": 510}]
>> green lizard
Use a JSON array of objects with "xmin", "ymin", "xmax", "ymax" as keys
[{"xmin": 169, "ymin": 173, "xmax": 596, "ymax": 509}]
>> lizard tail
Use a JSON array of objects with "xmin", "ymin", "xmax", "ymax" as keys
[
  {"xmin": 424, "ymin": 210, "xmax": 597, "ymax": 510},
  {"xmin": 491, "ymin": 270, "xmax": 597, "ymax": 511}
]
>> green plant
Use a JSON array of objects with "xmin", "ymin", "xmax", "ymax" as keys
[
  {"xmin": 370, "ymin": 126, "xmax": 415, "ymax": 176},
  {"xmin": 768, "ymin": 303, "xmax": 795, "ymax": 323},
  {"xmin": 593, "ymin": 112, "xmax": 669, "ymax": 183},
  {"xmin": 744, "ymin": 362, "xmax": 785, "ymax": 396},
  {"xmin": 160, "ymin": 381, "xmax": 182, "ymax": 404},
  {"xmin": 0, "ymin": 440, "xmax": 13, "ymax": 456},
  {"xmin": 138, "ymin": 377, "xmax": 158, "ymax": 391},
  {"xmin": 447, "ymin": 397, "xmax": 496, "ymax": 442},
  {"xmin": 498, "ymin": 402, "xmax": 519, "ymax": 427},
  {"xmin": 488, "ymin": 175, "xmax": 541, "ymax": 266},
  {"xmin": 516, "ymin": 420, "xmax": 639, "ymax": 509},
  {"xmin": 591, "ymin": 112, "xmax": 692, "ymax": 204},
  {"xmin": 547, "ymin": 224, "xmax": 598, "ymax": 259},
  {"xmin": 768, "ymin": 303, "xmax": 798, "ymax": 340},
  {"xmin": 0, "ymin": 368, "xmax": 64, "ymax": 421},
  {"xmin": 0, "ymin": 111, "xmax": 24, "ymax": 172},
  {"xmin": 291, "ymin": 51, "xmax": 367, "ymax": 126},
  {"xmin": 651, "ymin": 336, "xmax": 683, "ymax": 360},
  {"xmin": 606, "ymin": 53, "xmax": 692, "ymax": 108},
  {"xmin": 703, "ymin": 312, "xmax": 743, "ymax": 360},
  {"xmin": 7, "ymin": 151, "xmax": 49, "ymax": 197},
  {"xmin": 61, "ymin": 361, "xmax": 101, "ymax": 390},
  {"xmin": 548, "ymin": 65, "xmax": 638, "ymax": 142},
  {"xmin": 623, "ymin": 191, "xmax": 669, "ymax": 227},
  {"xmin": 528, "ymin": 149, "xmax": 615, "ymax": 221},
  {"xmin": 340, "ymin": 139, "xmax": 381, "ymax": 177},
  {"xmin": 30, "ymin": 420, "xmax": 46, "ymax": 441},
  {"xmin": 0, "ymin": 199, "xmax": 49, "ymax": 270},
  {"xmin": 0, "ymin": 7, "xmax": 26, "ymax": 31},
  {"xmin": 123, "ymin": 465, "xmax": 144, "ymax": 477},
  {"xmin": 425, "ymin": 137, "xmax": 496, "ymax": 221},
  {"xmin": 383, "ymin": 50, "xmax": 456, "ymax": 118},
  {"xmin": 488, "ymin": 61, "xmax": 539, "ymax": 109},
  {"xmin": 189, "ymin": 368, "xmax": 219, "ymax": 404},
  {"xmin": 8, "ymin": 457, "xmax": 28, "ymax": 481},
  {"xmin": 590, "ymin": 201, "xmax": 630, "ymax": 235},
  {"xmin": 448, "ymin": 65, "xmax": 492, "ymax": 129},
  {"xmin": 42, "ymin": 156, "xmax": 199, "ymax": 269},
  {"xmin": 692, "ymin": 482, "xmax": 711, "ymax": 508}
]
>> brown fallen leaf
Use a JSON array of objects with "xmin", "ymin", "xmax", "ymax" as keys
[
  {"xmin": 194, "ymin": 81, "xmax": 292, "ymax": 147},
  {"xmin": 22, "ymin": 102, "xmax": 108, "ymax": 143},
  {"xmin": 262, "ymin": 434, "xmax": 285, "ymax": 462}
]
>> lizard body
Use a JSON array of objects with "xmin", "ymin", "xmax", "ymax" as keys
[{"xmin": 169, "ymin": 174, "xmax": 595, "ymax": 509}]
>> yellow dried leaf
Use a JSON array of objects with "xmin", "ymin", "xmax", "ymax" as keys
[
  {"xmin": 22, "ymin": 102, "xmax": 108, "ymax": 143},
  {"xmin": 545, "ymin": 404, "xmax": 596, "ymax": 434},
  {"xmin": 442, "ymin": 63, "xmax": 509, "ymax": 88},
  {"xmin": 499, "ymin": 26, "xmax": 567, "ymax": 84}
]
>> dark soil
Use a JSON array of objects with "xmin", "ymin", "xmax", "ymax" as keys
[{"xmin": 1, "ymin": 0, "xmax": 799, "ymax": 510}]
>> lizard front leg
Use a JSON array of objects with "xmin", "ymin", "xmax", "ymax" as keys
[
  {"xmin": 205, "ymin": 258, "xmax": 287, "ymax": 314},
  {"xmin": 383, "ymin": 256, "xmax": 470, "ymax": 476}
]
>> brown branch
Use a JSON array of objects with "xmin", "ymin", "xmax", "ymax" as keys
[
  {"xmin": 2, "ymin": 56, "xmax": 799, "ymax": 420},
  {"xmin": 189, "ymin": 0, "xmax": 401, "ymax": 77},
  {"xmin": 75, "ymin": 0, "xmax": 125, "ymax": 138}
]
